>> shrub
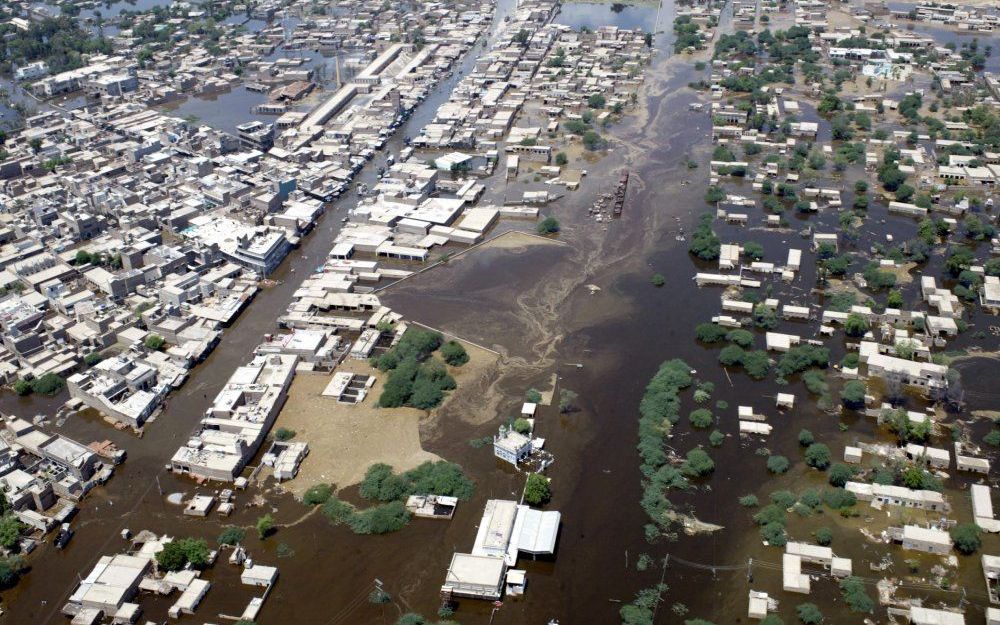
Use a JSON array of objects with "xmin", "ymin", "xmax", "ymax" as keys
[
  {"xmin": 840, "ymin": 576, "xmax": 874, "ymax": 613},
  {"xmin": 726, "ymin": 329, "xmax": 754, "ymax": 348},
  {"xmin": 156, "ymin": 538, "xmax": 210, "ymax": 571},
  {"xmin": 440, "ymin": 341, "xmax": 469, "ymax": 366},
  {"xmin": 739, "ymin": 494, "xmax": 759, "ymax": 507},
  {"xmin": 555, "ymin": 152, "xmax": 568, "ymax": 166},
  {"xmin": 951, "ymin": 523, "xmax": 982, "ymax": 554},
  {"xmin": 651, "ymin": 273, "xmax": 666, "ymax": 287},
  {"xmin": 796, "ymin": 603, "xmax": 823, "ymax": 624},
  {"xmin": 256, "ymin": 514, "xmax": 275, "ymax": 539},
  {"xmin": 760, "ymin": 522, "xmax": 786, "ymax": 546},
  {"xmin": 689, "ymin": 409, "xmax": 713, "ymax": 428},
  {"xmin": 797, "ymin": 429, "xmax": 814, "ymax": 446},
  {"xmin": 823, "ymin": 488, "xmax": 856, "ymax": 509},
  {"xmin": 524, "ymin": 473, "xmax": 551, "ymax": 505},
  {"xmin": 770, "ymin": 490, "xmax": 796, "ymax": 508},
  {"xmin": 12, "ymin": 380, "xmax": 31, "ymax": 396},
  {"xmin": 828, "ymin": 463, "xmax": 855, "ymax": 487},
  {"xmin": 840, "ymin": 380, "xmax": 866, "ymax": 408},
  {"xmin": 274, "ymin": 427, "xmax": 295, "ymax": 441},
  {"xmin": 513, "ymin": 418, "xmax": 532, "ymax": 435},
  {"xmin": 804, "ymin": 443, "xmax": 831, "ymax": 470},
  {"xmin": 30, "ymin": 373, "xmax": 64, "ymax": 396},
  {"xmin": 844, "ymin": 313, "xmax": 870, "ymax": 337},
  {"xmin": 348, "ymin": 501, "xmax": 411, "ymax": 535},
  {"xmin": 741, "ymin": 350, "xmax": 772, "ymax": 379},
  {"xmin": 360, "ymin": 464, "xmax": 408, "ymax": 502},
  {"xmin": 144, "ymin": 334, "xmax": 165, "ymax": 350},
  {"xmin": 537, "ymin": 216, "xmax": 560, "ymax": 234},
  {"xmin": 815, "ymin": 527, "xmax": 833, "ymax": 546},
  {"xmin": 218, "ymin": 526, "xmax": 246, "ymax": 546},
  {"xmin": 695, "ymin": 323, "xmax": 728, "ymax": 343},
  {"xmin": 776, "ymin": 345, "xmax": 829, "ymax": 377},
  {"xmin": 525, "ymin": 388, "xmax": 543, "ymax": 403},
  {"xmin": 709, "ymin": 430, "xmax": 724, "ymax": 447},
  {"xmin": 84, "ymin": 352, "xmax": 103, "ymax": 366},
  {"xmin": 681, "ymin": 448, "xmax": 714, "ymax": 476},
  {"xmin": 303, "ymin": 484, "xmax": 333, "ymax": 506},
  {"xmin": 719, "ymin": 345, "xmax": 745, "ymax": 366},
  {"xmin": 766, "ymin": 455, "xmax": 790, "ymax": 474}
]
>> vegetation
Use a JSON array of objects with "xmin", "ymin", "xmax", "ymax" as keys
[
  {"xmin": 840, "ymin": 576, "xmax": 875, "ymax": 613},
  {"xmin": 144, "ymin": 334, "xmax": 165, "ymax": 351},
  {"xmin": 840, "ymin": 380, "xmax": 867, "ymax": 408},
  {"xmin": 815, "ymin": 527, "xmax": 833, "ymax": 546},
  {"xmin": 682, "ymin": 448, "xmax": 715, "ymax": 477},
  {"xmin": 373, "ymin": 330, "xmax": 455, "ymax": 409},
  {"xmin": 359, "ymin": 461, "xmax": 474, "ymax": 502},
  {"xmin": 637, "ymin": 360, "xmax": 693, "ymax": 534},
  {"xmin": 537, "ymin": 216, "xmax": 561, "ymax": 234},
  {"xmin": 256, "ymin": 514, "xmax": 275, "ymax": 539},
  {"xmin": 218, "ymin": 527, "xmax": 246, "ymax": 546},
  {"xmin": 440, "ymin": 341, "xmax": 469, "ymax": 366},
  {"xmin": 274, "ymin": 427, "xmax": 296, "ymax": 441},
  {"xmin": 689, "ymin": 213, "xmax": 721, "ymax": 261},
  {"xmin": 156, "ymin": 538, "xmax": 210, "ymax": 571},
  {"xmin": 303, "ymin": 484, "xmax": 333, "ymax": 506},
  {"xmin": 951, "ymin": 523, "xmax": 982, "ymax": 554},
  {"xmin": 651, "ymin": 273, "xmax": 666, "ymax": 287},
  {"xmin": 524, "ymin": 474, "xmax": 551, "ymax": 505},
  {"xmin": 796, "ymin": 603, "xmax": 823, "ymax": 624},
  {"xmin": 689, "ymin": 409, "xmax": 713, "ymax": 428},
  {"xmin": 766, "ymin": 455, "xmax": 790, "ymax": 474},
  {"xmin": 804, "ymin": 443, "xmax": 831, "ymax": 470}
]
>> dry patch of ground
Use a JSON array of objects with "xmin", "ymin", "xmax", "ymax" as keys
[{"xmin": 274, "ymin": 339, "xmax": 500, "ymax": 498}]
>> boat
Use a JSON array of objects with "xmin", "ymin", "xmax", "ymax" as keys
[{"xmin": 612, "ymin": 170, "xmax": 629, "ymax": 217}]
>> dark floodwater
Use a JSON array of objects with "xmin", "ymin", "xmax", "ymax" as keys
[{"xmin": 555, "ymin": 2, "xmax": 661, "ymax": 32}]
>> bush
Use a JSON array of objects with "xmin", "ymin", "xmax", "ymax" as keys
[
  {"xmin": 31, "ymin": 373, "xmax": 64, "ymax": 396},
  {"xmin": 739, "ymin": 494, "xmax": 759, "ymax": 507},
  {"xmin": 766, "ymin": 455, "xmax": 790, "ymax": 474},
  {"xmin": 828, "ymin": 463, "xmax": 855, "ymax": 487},
  {"xmin": 951, "ymin": 523, "xmax": 982, "ymax": 554},
  {"xmin": 719, "ymin": 345, "xmax": 745, "ymax": 366},
  {"xmin": 689, "ymin": 409, "xmax": 713, "ymax": 428},
  {"xmin": 651, "ymin": 273, "xmax": 666, "ymax": 287},
  {"xmin": 761, "ymin": 616, "xmax": 785, "ymax": 625},
  {"xmin": 218, "ymin": 526, "xmax": 246, "ymax": 546},
  {"xmin": 303, "ymin": 484, "xmax": 333, "ymax": 506},
  {"xmin": 815, "ymin": 527, "xmax": 833, "ymax": 546},
  {"xmin": 776, "ymin": 345, "xmax": 829, "ymax": 377},
  {"xmin": 689, "ymin": 213, "xmax": 721, "ymax": 260},
  {"xmin": 537, "ymin": 216, "xmax": 560, "ymax": 234},
  {"xmin": 709, "ymin": 430, "xmax": 724, "ymax": 447},
  {"xmin": 841, "ymin": 380, "xmax": 866, "ymax": 408},
  {"xmin": 840, "ymin": 576, "xmax": 874, "ymax": 613},
  {"xmin": 12, "ymin": 379, "xmax": 31, "ymax": 396},
  {"xmin": 770, "ymin": 490, "xmax": 797, "ymax": 508},
  {"xmin": 156, "ymin": 538, "xmax": 210, "ymax": 571},
  {"xmin": 555, "ymin": 152, "xmax": 568, "ymax": 165},
  {"xmin": 798, "ymin": 429, "xmax": 814, "ymax": 446},
  {"xmin": 760, "ymin": 522, "xmax": 786, "ymax": 547},
  {"xmin": 256, "ymin": 514, "xmax": 275, "ymax": 539},
  {"xmin": 726, "ymin": 329, "xmax": 754, "ymax": 348},
  {"xmin": 144, "ymin": 334, "xmax": 165, "ymax": 350},
  {"xmin": 526, "ymin": 388, "xmax": 542, "ymax": 403},
  {"xmin": 440, "ymin": 341, "xmax": 469, "ymax": 366},
  {"xmin": 524, "ymin": 473, "xmax": 551, "ymax": 505},
  {"xmin": 804, "ymin": 443, "xmax": 831, "ymax": 470},
  {"xmin": 796, "ymin": 603, "xmax": 823, "ymax": 624},
  {"xmin": 348, "ymin": 501, "xmax": 411, "ymax": 534},
  {"xmin": 681, "ymin": 448, "xmax": 715, "ymax": 477},
  {"xmin": 84, "ymin": 352, "xmax": 103, "ymax": 366},
  {"xmin": 513, "ymin": 418, "xmax": 532, "ymax": 434},
  {"xmin": 695, "ymin": 323, "xmax": 728, "ymax": 343},
  {"xmin": 824, "ymin": 488, "xmax": 856, "ymax": 509},
  {"xmin": 742, "ymin": 350, "xmax": 772, "ymax": 379},
  {"xmin": 274, "ymin": 427, "xmax": 295, "ymax": 441},
  {"xmin": 360, "ymin": 464, "xmax": 408, "ymax": 502}
]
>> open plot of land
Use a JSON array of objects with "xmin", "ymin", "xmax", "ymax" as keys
[{"xmin": 274, "ymin": 339, "xmax": 499, "ymax": 497}]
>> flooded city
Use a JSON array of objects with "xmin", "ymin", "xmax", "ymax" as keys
[{"xmin": 0, "ymin": 0, "xmax": 998, "ymax": 624}]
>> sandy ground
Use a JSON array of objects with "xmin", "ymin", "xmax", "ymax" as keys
[{"xmin": 273, "ymin": 339, "xmax": 499, "ymax": 498}]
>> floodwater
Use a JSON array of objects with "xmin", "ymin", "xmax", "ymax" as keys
[
  {"xmin": 555, "ymin": 2, "xmax": 662, "ymax": 32},
  {"xmin": 3, "ymin": 1, "xmax": 999, "ymax": 624}
]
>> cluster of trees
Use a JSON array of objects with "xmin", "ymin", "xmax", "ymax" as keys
[
  {"xmin": 688, "ymin": 213, "xmax": 720, "ymax": 261},
  {"xmin": 0, "ymin": 17, "xmax": 113, "ymax": 75},
  {"xmin": 537, "ymin": 216, "xmax": 561, "ymax": 234},
  {"xmin": 13, "ymin": 373, "xmax": 65, "ymax": 397},
  {"xmin": 372, "ymin": 330, "xmax": 457, "ymax": 409},
  {"xmin": 305, "ymin": 461, "xmax": 475, "ymax": 536},
  {"xmin": 637, "ymin": 360, "xmax": 693, "ymax": 538},
  {"xmin": 524, "ymin": 473, "xmax": 551, "ymax": 505},
  {"xmin": 155, "ymin": 538, "xmax": 210, "ymax": 571},
  {"xmin": 673, "ymin": 16, "xmax": 705, "ymax": 53}
]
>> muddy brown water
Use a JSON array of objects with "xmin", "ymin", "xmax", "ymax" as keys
[{"xmin": 4, "ymin": 2, "xmax": 1000, "ymax": 624}]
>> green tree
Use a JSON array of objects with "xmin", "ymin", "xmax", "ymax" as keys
[
  {"xmin": 274, "ymin": 427, "xmax": 295, "ymax": 441},
  {"xmin": 828, "ymin": 463, "xmax": 855, "ymax": 487},
  {"xmin": 524, "ymin": 473, "xmax": 551, "ymax": 505},
  {"xmin": 256, "ymin": 514, "xmax": 275, "ymax": 539},
  {"xmin": 144, "ymin": 334, "xmax": 165, "ymax": 350},
  {"xmin": 804, "ymin": 443, "xmax": 831, "ymax": 469},
  {"xmin": 537, "ymin": 216, "xmax": 560, "ymax": 234},
  {"xmin": 815, "ymin": 527, "xmax": 833, "ymax": 546},
  {"xmin": 689, "ymin": 409, "xmax": 713, "ymax": 428},
  {"xmin": 0, "ymin": 515, "xmax": 22, "ymax": 550},
  {"xmin": 681, "ymin": 448, "xmax": 715, "ymax": 476},
  {"xmin": 766, "ymin": 455, "xmax": 790, "ymax": 474},
  {"xmin": 844, "ymin": 313, "xmax": 869, "ymax": 337},
  {"xmin": 950, "ymin": 523, "xmax": 982, "ymax": 554},
  {"xmin": 798, "ymin": 429, "xmax": 815, "ymax": 446},
  {"xmin": 555, "ymin": 152, "xmax": 568, "ymax": 166},
  {"xmin": 30, "ymin": 373, "xmax": 64, "ymax": 396},
  {"xmin": 796, "ymin": 603, "xmax": 823, "ymax": 624},
  {"xmin": 513, "ymin": 418, "xmax": 532, "ymax": 434},
  {"xmin": 440, "ymin": 341, "xmax": 469, "ymax": 366},
  {"xmin": 840, "ymin": 576, "xmax": 875, "ymax": 613},
  {"xmin": 840, "ymin": 380, "xmax": 866, "ymax": 408},
  {"xmin": 302, "ymin": 484, "xmax": 333, "ymax": 506},
  {"xmin": 12, "ymin": 380, "xmax": 32, "ymax": 396},
  {"xmin": 218, "ymin": 526, "xmax": 246, "ymax": 545}
]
